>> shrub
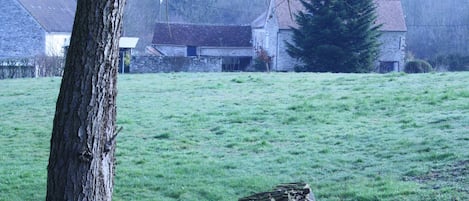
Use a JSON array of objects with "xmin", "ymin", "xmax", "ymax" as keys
[
  {"xmin": 404, "ymin": 60, "xmax": 433, "ymax": 73},
  {"xmin": 294, "ymin": 64, "xmax": 308, "ymax": 72},
  {"xmin": 253, "ymin": 57, "xmax": 270, "ymax": 72},
  {"xmin": 253, "ymin": 46, "xmax": 274, "ymax": 72},
  {"xmin": 430, "ymin": 54, "xmax": 469, "ymax": 71}
]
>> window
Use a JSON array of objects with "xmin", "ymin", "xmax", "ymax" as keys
[
  {"xmin": 399, "ymin": 37, "xmax": 405, "ymax": 50},
  {"xmin": 187, "ymin": 46, "xmax": 197, "ymax": 56},
  {"xmin": 222, "ymin": 57, "xmax": 252, "ymax": 72},
  {"xmin": 378, "ymin": 61, "xmax": 397, "ymax": 73}
]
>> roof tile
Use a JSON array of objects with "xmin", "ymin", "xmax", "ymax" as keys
[
  {"xmin": 375, "ymin": 0, "xmax": 407, "ymax": 31},
  {"xmin": 17, "ymin": 0, "xmax": 76, "ymax": 32},
  {"xmin": 153, "ymin": 23, "xmax": 252, "ymax": 47},
  {"xmin": 267, "ymin": 0, "xmax": 407, "ymax": 31}
]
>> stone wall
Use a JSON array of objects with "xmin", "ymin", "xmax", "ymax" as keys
[
  {"xmin": 0, "ymin": 56, "xmax": 64, "ymax": 79},
  {"xmin": 377, "ymin": 31, "xmax": 406, "ymax": 72},
  {"xmin": 276, "ymin": 30, "xmax": 301, "ymax": 72},
  {"xmin": 270, "ymin": 29, "xmax": 406, "ymax": 73},
  {"xmin": 0, "ymin": 58, "xmax": 35, "ymax": 79},
  {"xmin": 0, "ymin": 66, "xmax": 35, "ymax": 79},
  {"xmin": 0, "ymin": 0, "xmax": 45, "ymax": 59},
  {"xmin": 130, "ymin": 56, "xmax": 223, "ymax": 73}
]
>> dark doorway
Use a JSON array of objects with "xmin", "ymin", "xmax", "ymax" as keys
[
  {"xmin": 378, "ymin": 61, "xmax": 397, "ymax": 73},
  {"xmin": 222, "ymin": 57, "xmax": 252, "ymax": 72},
  {"xmin": 118, "ymin": 49, "xmax": 130, "ymax": 73}
]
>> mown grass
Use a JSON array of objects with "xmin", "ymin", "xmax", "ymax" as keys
[{"xmin": 0, "ymin": 72, "xmax": 468, "ymax": 201}]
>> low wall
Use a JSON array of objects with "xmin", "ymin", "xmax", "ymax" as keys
[
  {"xmin": 0, "ymin": 57, "xmax": 64, "ymax": 79},
  {"xmin": 0, "ymin": 65, "xmax": 35, "ymax": 79},
  {"xmin": 130, "ymin": 56, "xmax": 222, "ymax": 73}
]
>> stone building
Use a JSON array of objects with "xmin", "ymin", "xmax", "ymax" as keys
[
  {"xmin": 251, "ymin": 0, "xmax": 303, "ymax": 72},
  {"xmin": 152, "ymin": 22, "xmax": 253, "ymax": 71},
  {"xmin": 375, "ymin": 0, "xmax": 407, "ymax": 72},
  {"xmin": 0, "ymin": 0, "xmax": 76, "ymax": 59},
  {"xmin": 252, "ymin": 0, "xmax": 407, "ymax": 72}
]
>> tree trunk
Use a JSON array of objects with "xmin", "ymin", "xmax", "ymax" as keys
[{"xmin": 46, "ymin": 0, "xmax": 126, "ymax": 200}]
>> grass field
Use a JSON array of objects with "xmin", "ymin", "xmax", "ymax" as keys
[{"xmin": 0, "ymin": 72, "xmax": 468, "ymax": 200}]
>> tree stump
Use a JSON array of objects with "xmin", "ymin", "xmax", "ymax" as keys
[{"xmin": 239, "ymin": 183, "xmax": 316, "ymax": 201}]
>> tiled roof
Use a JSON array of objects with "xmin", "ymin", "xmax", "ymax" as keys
[
  {"xmin": 153, "ymin": 23, "xmax": 252, "ymax": 47},
  {"xmin": 275, "ymin": 0, "xmax": 304, "ymax": 29},
  {"xmin": 262, "ymin": 0, "xmax": 406, "ymax": 32},
  {"xmin": 375, "ymin": 0, "xmax": 407, "ymax": 31},
  {"xmin": 17, "ymin": 0, "xmax": 76, "ymax": 32}
]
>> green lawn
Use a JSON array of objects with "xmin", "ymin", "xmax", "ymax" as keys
[{"xmin": 0, "ymin": 72, "xmax": 468, "ymax": 201}]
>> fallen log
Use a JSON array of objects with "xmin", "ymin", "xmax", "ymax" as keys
[{"xmin": 239, "ymin": 182, "xmax": 316, "ymax": 201}]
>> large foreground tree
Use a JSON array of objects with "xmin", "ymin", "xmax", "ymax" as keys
[
  {"xmin": 287, "ymin": 0, "xmax": 381, "ymax": 72},
  {"xmin": 46, "ymin": 0, "xmax": 126, "ymax": 200}
]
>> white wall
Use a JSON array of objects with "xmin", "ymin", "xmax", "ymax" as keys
[
  {"xmin": 199, "ymin": 47, "xmax": 252, "ymax": 57},
  {"xmin": 45, "ymin": 33, "xmax": 70, "ymax": 56},
  {"xmin": 153, "ymin": 45, "xmax": 187, "ymax": 56},
  {"xmin": 252, "ymin": 29, "xmax": 267, "ymax": 50},
  {"xmin": 252, "ymin": 8, "xmax": 279, "ymax": 70}
]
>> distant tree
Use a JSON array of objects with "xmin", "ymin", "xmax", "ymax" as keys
[
  {"xmin": 255, "ymin": 46, "xmax": 274, "ymax": 72},
  {"xmin": 286, "ymin": 0, "xmax": 381, "ymax": 72},
  {"xmin": 46, "ymin": 0, "xmax": 126, "ymax": 200},
  {"xmin": 159, "ymin": 0, "xmax": 267, "ymax": 24},
  {"xmin": 162, "ymin": 0, "xmax": 218, "ymax": 22}
]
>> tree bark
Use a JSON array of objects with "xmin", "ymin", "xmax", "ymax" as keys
[{"xmin": 46, "ymin": 0, "xmax": 126, "ymax": 200}]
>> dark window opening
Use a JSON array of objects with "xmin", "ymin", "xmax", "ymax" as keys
[
  {"xmin": 187, "ymin": 46, "xmax": 197, "ymax": 56},
  {"xmin": 118, "ymin": 49, "xmax": 130, "ymax": 73},
  {"xmin": 378, "ymin": 61, "xmax": 397, "ymax": 73},
  {"xmin": 222, "ymin": 57, "xmax": 252, "ymax": 72}
]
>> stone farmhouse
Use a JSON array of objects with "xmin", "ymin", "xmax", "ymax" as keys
[
  {"xmin": 252, "ymin": 0, "xmax": 407, "ymax": 72},
  {"xmin": 0, "ymin": 0, "xmax": 76, "ymax": 59},
  {"xmin": 374, "ymin": 0, "xmax": 407, "ymax": 72},
  {"xmin": 1, "ymin": 0, "xmax": 406, "ymax": 73},
  {"xmin": 151, "ymin": 23, "xmax": 253, "ymax": 71}
]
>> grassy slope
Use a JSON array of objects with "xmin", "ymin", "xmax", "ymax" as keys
[{"xmin": 0, "ymin": 72, "xmax": 468, "ymax": 201}]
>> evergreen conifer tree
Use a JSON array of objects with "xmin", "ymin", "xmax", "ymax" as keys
[{"xmin": 286, "ymin": 0, "xmax": 381, "ymax": 72}]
